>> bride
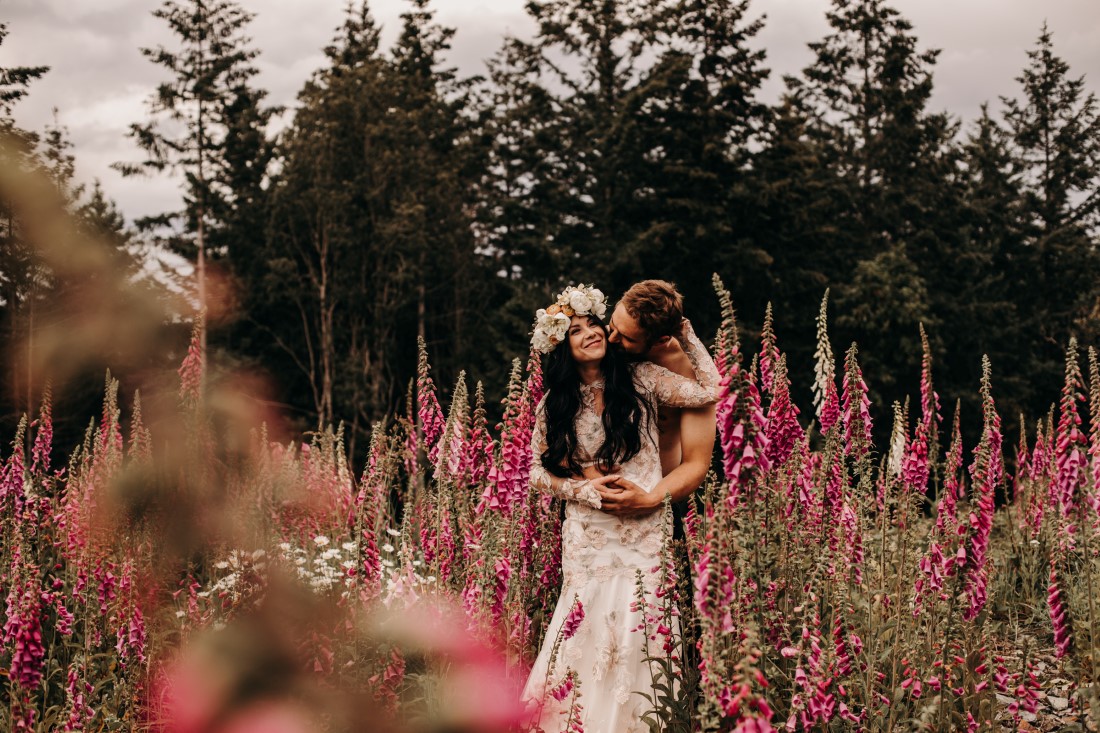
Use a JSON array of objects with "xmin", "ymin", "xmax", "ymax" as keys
[{"xmin": 522, "ymin": 284, "xmax": 719, "ymax": 732}]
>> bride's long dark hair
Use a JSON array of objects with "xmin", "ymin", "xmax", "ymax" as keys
[{"xmin": 540, "ymin": 315, "xmax": 655, "ymax": 478}]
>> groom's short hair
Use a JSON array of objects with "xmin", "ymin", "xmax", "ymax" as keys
[{"xmin": 621, "ymin": 280, "xmax": 684, "ymax": 341}]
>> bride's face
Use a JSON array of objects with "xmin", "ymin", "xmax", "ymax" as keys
[{"xmin": 568, "ymin": 315, "xmax": 606, "ymax": 365}]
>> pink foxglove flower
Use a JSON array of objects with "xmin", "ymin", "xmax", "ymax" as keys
[
  {"xmin": 1088, "ymin": 346, "xmax": 1100, "ymax": 516},
  {"xmin": 491, "ymin": 557, "xmax": 511, "ymax": 624},
  {"xmin": 1048, "ymin": 563, "xmax": 1073, "ymax": 658},
  {"xmin": 3, "ymin": 551, "xmax": 46, "ymax": 692},
  {"xmin": 1, "ymin": 417, "xmax": 27, "ymax": 517},
  {"xmin": 1053, "ymin": 339, "xmax": 1087, "ymax": 522},
  {"xmin": 30, "ymin": 389, "xmax": 53, "ymax": 475},
  {"xmin": 178, "ymin": 316, "xmax": 204, "ymax": 404},
  {"xmin": 759, "ymin": 303, "xmax": 779, "ymax": 395},
  {"xmin": 811, "ymin": 291, "xmax": 839, "ymax": 432},
  {"xmin": 464, "ymin": 384, "xmax": 494, "ymax": 486},
  {"xmin": 841, "ymin": 345, "xmax": 873, "ymax": 461},
  {"xmin": 961, "ymin": 357, "xmax": 1001, "ymax": 621},
  {"xmin": 934, "ymin": 409, "xmax": 963, "ymax": 537},
  {"xmin": 62, "ymin": 661, "xmax": 95, "ymax": 732},
  {"xmin": 416, "ymin": 337, "xmax": 446, "ymax": 463},
  {"xmin": 550, "ymin": 672, "xmax": 575, "ymax": 701},
  {"xmin": 764, "ymin": 355, "xmax": 804, "ymax": 468}
]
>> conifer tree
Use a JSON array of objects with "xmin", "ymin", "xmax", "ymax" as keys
[
  {"xmin": 945, "ymin": 108, "xmax": 1029, "ymax": 428},
  {"xmin": 265, "ymin": 1, "xmax": 483, "ymax": 447},
  {"xmin": 518, "ymin": 0, "xmax": 676, "ymax": 285},
  {"xmin": 0, "ymin": 22, "xmax": 49, "ymax": 430},
  {"xmin": 471, "ymin": 36, "xmax": 578, "ymax": 361},
  {"xmin": 786, "ymin": 0, "xmax": 958, "ymax": 414},
  {"xmin": 1000, "ymin": 26, "xmax": 1100, "ymax": 401},
  {"xmin": 117, "ymin": 0, "xmax": 277, "ymax": 344},
  {"xmin": 627, "ymin": 0, "xmax": 771, "ymax": 333},
  {"xmin": 265, "ymin": 3, "xmax": 389, "ymax": 430}
]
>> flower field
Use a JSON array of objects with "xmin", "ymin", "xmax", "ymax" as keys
[{"xmin": 1, "ymin": 276, "xmax": 1098, "ymax": 732}]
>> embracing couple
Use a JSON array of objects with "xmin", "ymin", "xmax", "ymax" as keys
[{"xmin": 522, "ymin": 280, "xmax": 719, "ymax": 732}]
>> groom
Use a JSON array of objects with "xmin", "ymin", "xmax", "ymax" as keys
[{"xmin": 587, "ymin": 279, "xmax": 718, "ymax": 520}]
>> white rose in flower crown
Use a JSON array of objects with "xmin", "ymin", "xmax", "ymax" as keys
[
  {"xmin": 569, "ymin": 290, "xmax": 593, "ymax": 315},
  {"xmin": 549, "ymin": 311, "xmax": 570, "ymax": 337},
  {"xmin": 532, "ymin": 330, "xmax": 552, "ymax": 353},
  {"xmin": 590, "ymin": 288, "xmax": 607, "ymax": 317}
]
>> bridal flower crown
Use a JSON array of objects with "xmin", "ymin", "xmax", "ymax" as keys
[{"xmin": 531, "ymin": 284, "xmax": 609, "ymax": 354}]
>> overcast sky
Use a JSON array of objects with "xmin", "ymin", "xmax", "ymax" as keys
[{"xmin": 2, "ymin": 0, "xmax": 1098, "ymax": 223}]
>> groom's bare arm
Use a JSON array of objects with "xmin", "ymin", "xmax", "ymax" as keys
[{"xmin": 596, "ymin": 405, "xmax": 715, "ymax": 516}]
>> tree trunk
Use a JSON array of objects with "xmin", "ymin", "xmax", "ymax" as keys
[{"xmin": 319, "ymin": 225, "xmax": 334, "ymax": 428}]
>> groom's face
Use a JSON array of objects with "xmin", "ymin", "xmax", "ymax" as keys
[{"xmin": 607, "ymin": 303, "xmax": 650, "ymax": 356}]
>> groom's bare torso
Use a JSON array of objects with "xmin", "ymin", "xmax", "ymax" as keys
[{"xmin": 645, "ymin": 338, "xmax": 697, "ymax": 475}]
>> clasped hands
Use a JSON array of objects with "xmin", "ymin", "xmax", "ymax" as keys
[{"xmin": 576, "ymin": 465, "xmax": 661, "ymax": 518}]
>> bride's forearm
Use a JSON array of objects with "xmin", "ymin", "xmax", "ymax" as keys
[{"xmin": 579, "ymin": 465, "xmax": 605, "ymax": 481}]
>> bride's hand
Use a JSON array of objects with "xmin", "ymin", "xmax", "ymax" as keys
[{"xmin": 596, "ymin": 477, "xmax": 661, "ymax": 518}]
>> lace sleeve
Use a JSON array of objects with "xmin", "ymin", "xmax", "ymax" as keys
[
  {"xmin": 633, "ymin": 361, "xmax": 718, "ymax": 408},
  {"xmin": 679, "ymin": 318, "xmax": 721, "ymax": 396},
  {"xmin": 529, "ymin": 398, "xmax": 602, "ymax": 508}
]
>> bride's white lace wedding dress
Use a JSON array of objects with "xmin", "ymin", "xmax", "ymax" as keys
[{"xmin": 521, "ymin": 323, "xmax": 719, "ymax": 732}]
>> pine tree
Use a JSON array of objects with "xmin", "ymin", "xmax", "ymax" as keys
[
  {"xmin": 265, "ymin": 3, "xmax": 389, "ymax": 430},
  {"xmin": 786, "ymin": 0, "xmax": 958, "ymax": 417},
  {"xmin": 116, "ymin": 0, "xmax": 277, "ymax": 341},
  {"xmin": 626, "ymin": 0, "xmax": 772, "ymax": 334},
  {"xmin": 0, "ymin": 22, "xmax": 48, "ymax": 158},
  {"xmin": 516, "ymin": 0, "xmax": 676, "ymax": 286},
  {"xmin": 264, "ymin": 1, "xmax": 483, "ymax": 450},
  {"xmin": 946, "ymin": 108, "xmax": 1029, "ymax": 432},
  {"xmin": 0, "ymin": 22, "xmax": 49, "ymax": 431},
  {"xmin": 470, "ymin": 36, "xmax": 581, "ymax": 367},
  {"xmin": 1002, "ymin": 26, "xmax": 1100, "ymax": 238},
  {"xmin": 370, "ymin": 0, "xmax": 487, "ymax": 434},
  {"xmin": 1001, "ymin": 26, "xmax": 1100, "ymax": 381}
]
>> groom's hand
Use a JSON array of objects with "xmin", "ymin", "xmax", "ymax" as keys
[{"xmin": 596, "ymin": 477, "xmax": 661, "ymax": 518}]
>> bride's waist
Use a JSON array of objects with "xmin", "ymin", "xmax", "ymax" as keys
[
  {"xmin": 564, "ymin": 502, "xmax": 664, "ymax": 526},
  {"xmin": 576, "ymin": 465, "xmax": 661, "ymax": 493}
]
